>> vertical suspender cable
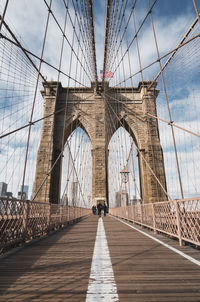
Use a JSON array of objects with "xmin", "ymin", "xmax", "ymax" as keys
[
  {"xmin": 88, "ymin": 0, "xmax": 98, "ymax": 88},
  {"xmin": 102, "ymin": 0, "xmax": 111, "ymax": 84},
  {"xmin": 147, "ymin": 0, "xmax": 184, "ymax": 199},
  {"xmin": 21, "ymin": 0, "xmax": 53, "ymax": 201}
]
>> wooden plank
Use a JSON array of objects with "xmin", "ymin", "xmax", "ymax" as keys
[
  {"xmin": 0, "ymin": 215, "xmax": 200, "ymax": 301},
  {"xmin": 0, "ymin": 215, "xmax": 97, "ymax": 301},
  {"xmin": 104, "ymin": 216, "xmax": 200, "ymax": 302}
]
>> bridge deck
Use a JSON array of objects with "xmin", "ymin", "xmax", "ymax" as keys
[{"xmin": 0, "ymin": 215, "xmax": 200, "ymax": 301}]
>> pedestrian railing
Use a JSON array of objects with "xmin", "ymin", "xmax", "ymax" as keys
[
  {"xmin": 109, "ymin": 198, "xmax": 200, "ymax": 246},
  {"xmin": 0, "ymin": 198, "xmax": 90, "ymax": 253}
]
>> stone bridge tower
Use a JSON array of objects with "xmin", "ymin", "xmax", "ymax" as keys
[{"xmin": 33, "ymin": 81, "xmax": 167, "ymax": 205}]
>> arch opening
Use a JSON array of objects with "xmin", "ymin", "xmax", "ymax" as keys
[
  {"xmin": 108, "ymin": 126, "xmax": 141, "ymax": 208},
  {"xmin": 60, "ymin": 126, "xmax": 92, "ymax": 208},
  {"xmin": 64, "ymin": 117, "xmax": 92, "ymax": 143}
]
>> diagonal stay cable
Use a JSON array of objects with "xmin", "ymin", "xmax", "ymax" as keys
[
  {"xmin": 0, "ymin": 16, "xmax": 47, "ymax": 83},
  {"xmin": 149, "ymin": 16, "xmax": 199, "ymax": 88},
  {"xmin": 0, "ymin": 31, "xmax": 87, "ymax": 87},
  {"xmin": 113, "ymin": 33, "xmax": 200, "ymax": 87},
  {"xmin": 0, "ymin": 92, "xmax": 94, "ymax": 139},
  {"xmin": 104, "ymin": 90, "xmax": 200, "ymax": 138},
  {"xmin": 20, "ymin": 0, "xmax": 53, "ymax": 200}
]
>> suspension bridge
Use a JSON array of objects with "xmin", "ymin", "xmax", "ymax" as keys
[{"xmin": 0, "ymin": 0, "xmax": 200, "ymax": 301}]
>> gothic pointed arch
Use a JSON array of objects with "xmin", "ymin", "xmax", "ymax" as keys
[{"xmin": 64, "ymin": 117, "xmax": 92, "ymax": 144}]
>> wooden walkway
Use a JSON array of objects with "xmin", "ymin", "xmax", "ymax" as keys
[{"xmin": 0, "ymin": 215, "xmax": 200, "ymax": 301}]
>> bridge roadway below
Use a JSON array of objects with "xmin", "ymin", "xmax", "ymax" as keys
[{"xmin": 0, "ymin": 215, "xmax": 200, "ymax": 301}]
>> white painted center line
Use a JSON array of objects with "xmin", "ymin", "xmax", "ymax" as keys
[
  {"xmin": 86, "ymin": 217, "xmax": 119, "ymax": 301},
  {"xmin": 114, "ymin": 216, "xmax": 200, "ymax": 267}
]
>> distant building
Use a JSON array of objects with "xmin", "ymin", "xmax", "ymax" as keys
[
  {"xmin": 115, "ymin": 190, "xmax": 129, "ymax": 207},
  {"xmin": 61, "ymin": 193, "xmax": 68, "ymax": 206},
  {"xmin": 0, "ymin": 182, "xmax": 7, "ymax": 197},
  {"xmin": 115, "ymin": 191, "xmax": 121, "ymax": 207},
  {"xmin": 130, "ymin": 198, "xmax": 142, "ymax": 205},
  {"xmin": 121, "ymin": 190, "xmax": 129, "ymax": 207},
  {"xmin": 71, "ymin": 182, "xmax": 78, "ymax": 206},
  {"xmin": 6, "ymin": 192, "xmax": 13, "ymax": 198}
]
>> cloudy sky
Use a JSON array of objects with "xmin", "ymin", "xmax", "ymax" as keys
[
  {"xmin": 0, "ymin": 0, "xmax": 199, "ymax": 82},
  {"xmin": 0, "ymin": 0, "xmax": 199, "ymax": 204}
]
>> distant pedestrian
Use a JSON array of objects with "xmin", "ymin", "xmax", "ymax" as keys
[
  {"xmin": 97, "ymin": 203, "xmax": 103, "ymax": 217},
  {"xmin": 92, "ymin": 205, "xmax": 96, "ymax": 215}
]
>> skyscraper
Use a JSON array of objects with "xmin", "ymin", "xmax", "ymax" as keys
[
  {"xmin": 115, "ymin": 191, "xmax": 121, "ymax": 207},
  {"xmin": 115, "ymin": 190, "xmax": 129, "ymax": 207},
  {"xmin": 71, "ymin": 182, "xmax": 78, "ymax": 206},
  {"xmin": 0, "ymin": 182, "xmax": 7, "ymax": 197}
]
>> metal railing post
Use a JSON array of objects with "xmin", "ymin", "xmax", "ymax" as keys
[
  {"xmin": 23, "ymin": 201, "xmax": 30, "ymax": 238},
  {"xmin": 174, "ymin": 200, "xmax": 183, "ymax": 246},
  {"xmin": 141, "ymin": 204, "xmax": 144, "ymax": 226},
  {"xmin": 132, "ymin": 205, "xmax": 135, "ymax": 222},
  {"xmin": 47, "ymin": 203, "xmax": 51, "ymax": 232},
  {"xmin": 152, "ymin": 203, "xmax": 157, "ymax": 234},
  {"xmin": 60, "ymin": 205, "xmax": 62, "ymax": 226},
  {"xmin": 68, "ymin": 206, "xmax": 70, "ymax": 223}
]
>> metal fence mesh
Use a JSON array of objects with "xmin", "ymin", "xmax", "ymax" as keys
[
  {"xmin": 110, "ymin": 198, "xmax": 200, "ymax": 246},
  {"xmin": 0, "ymin": 198, "xmax": 90, "ymax": 253}
]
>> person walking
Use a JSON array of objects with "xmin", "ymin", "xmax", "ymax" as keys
[
  {"xmin": 97, "ymin": 203, "xmax": 102, "ymax": 217},
  {"xmin": 92, "ymin": 205, "xmax": 96, "ymax": 215}
]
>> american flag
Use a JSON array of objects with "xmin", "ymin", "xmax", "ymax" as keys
[{"xmin": 100, "ymin": 70, "xmax": 113, "ymax": 78}]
